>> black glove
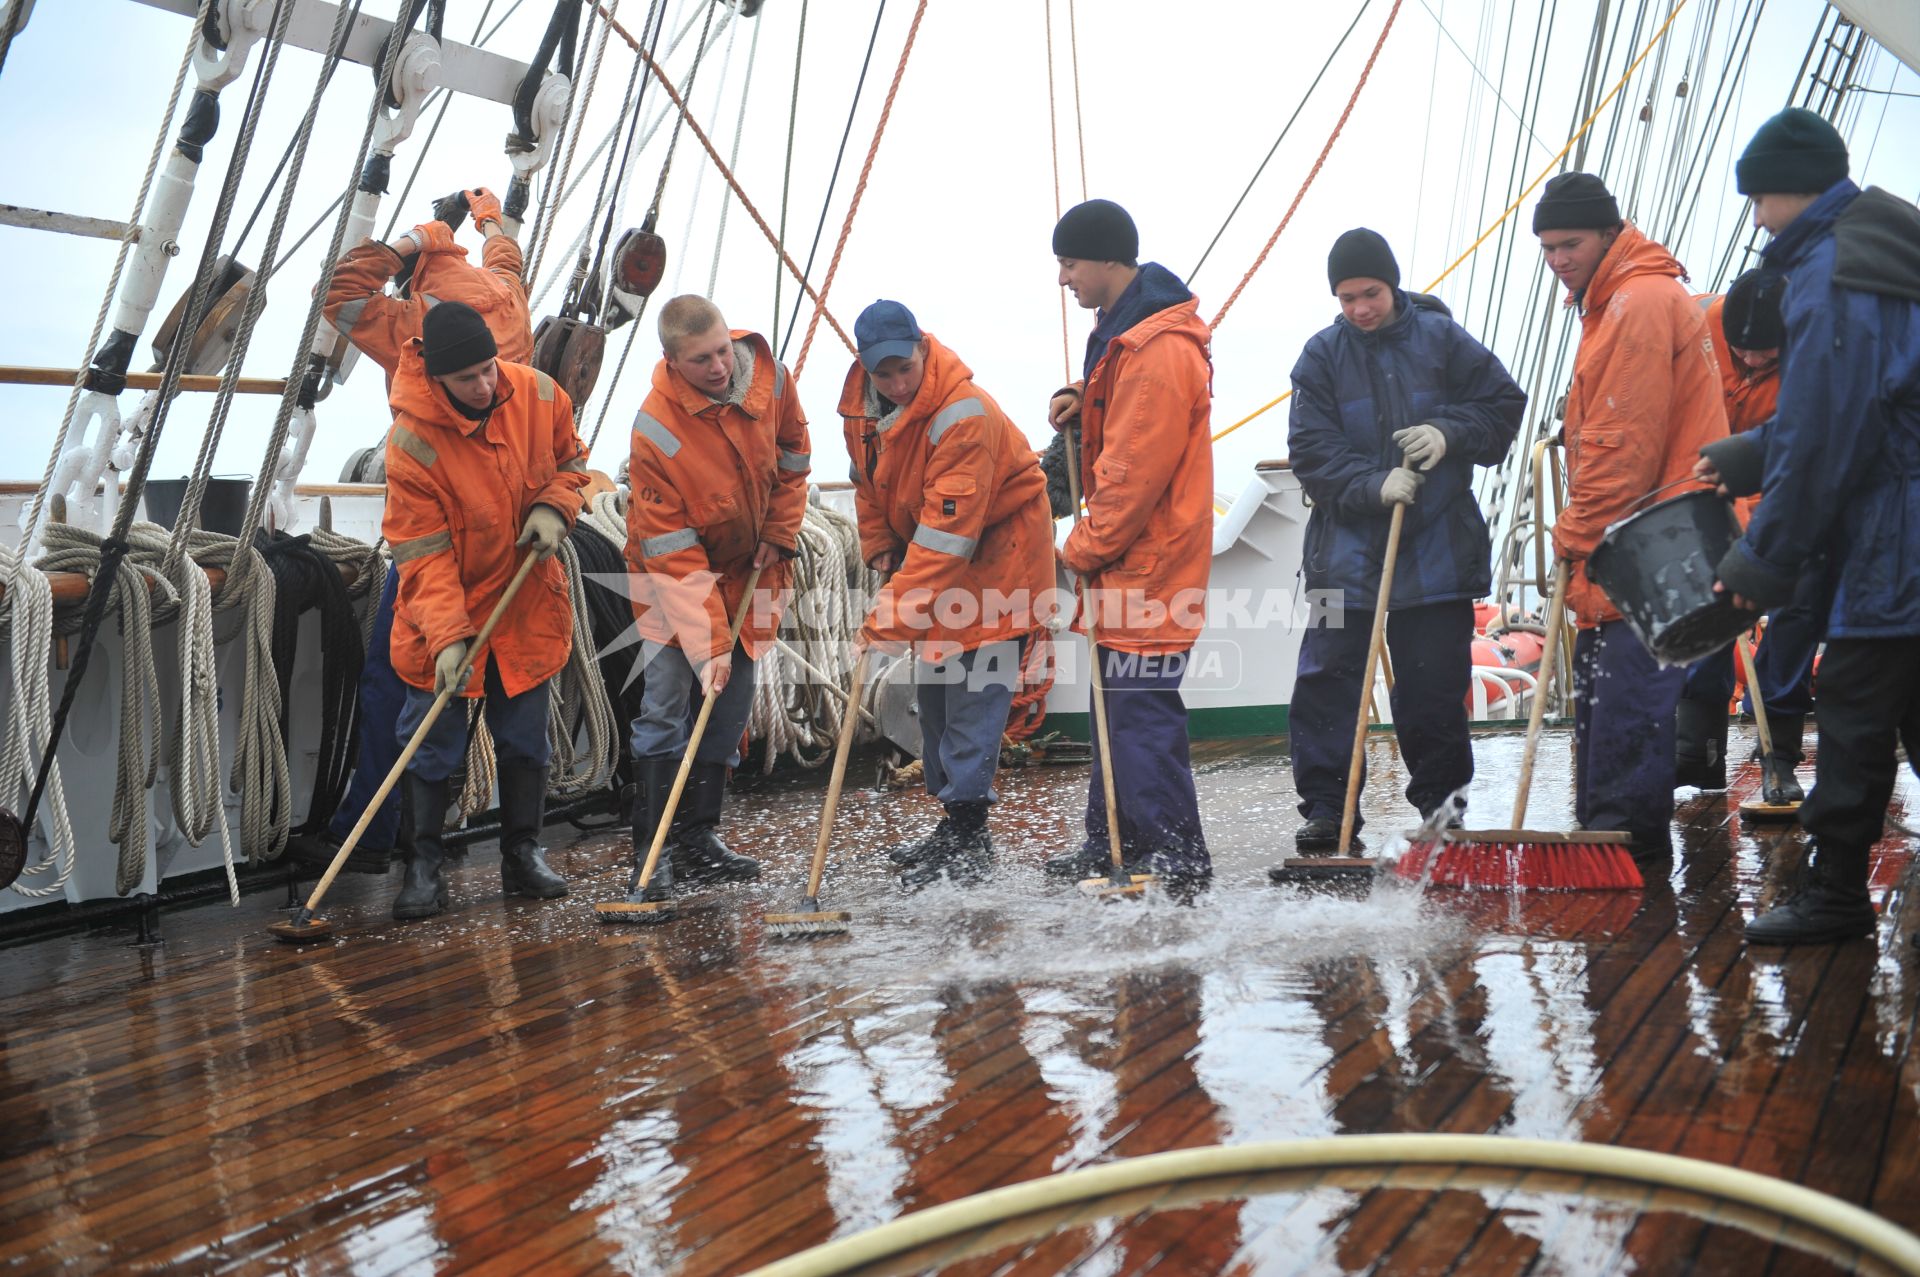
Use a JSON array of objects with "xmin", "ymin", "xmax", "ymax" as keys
[
  {"xmin": 431, "ymin": 189, "xmax": 470, "ymax": 233},
  {"xmin": 1700, "ymin": 433, "xmax": 1766, "ymax": 498},
  {"xmin": 1039, "ymin": 430, "xmax": 1080, "ymax": 519}
]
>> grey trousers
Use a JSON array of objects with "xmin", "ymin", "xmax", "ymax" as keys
[
  {"xmin": 915, "ymin": 638, "xmax": 1023, "ymax": 806},
  {"xmin": 628, "ymin": 642, "xmax": 758, "ymax": 766}
]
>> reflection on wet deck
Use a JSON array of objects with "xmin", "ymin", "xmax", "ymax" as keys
[{"xmin": 1, "ymin": 727, "xmax": 1915, "ymax": 1275}]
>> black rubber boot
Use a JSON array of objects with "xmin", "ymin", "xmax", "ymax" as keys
[
  {"xmin": 672, "ymin": 761, "xmax": 762, "ymax": 883},
  {"xmin": 1761, "ymin": 713, "xmax": 1807, "ymax": 804},
  {"xmin": 1045, "ymin": 842, "xmax": 1115, "ymax": 878},
  {"xmin": 626, "ymin": 755, "xmax": 680, "ymax": 903},
  {"xmin": 285, "ymin": 828, "xmax": 392, "ymax": 876},
  {"xmin": 1674, "ymin": 696, "xmax": 1729, "ymax": 791},
  {"xmin": 498, "ymin": 763, "xmax": 568, "ymax": 899},
  {"xmin": 1293, "ymin": 816, "xmax": 1364, "ymax": 854},
  {"xmin": 1746, "ymin": 845, "xmax": 1876, "ymax": 946},
  {"xmin": 901, "ymin": 801, "xmax": 993, "ymax": 890},
  {"xmin": 888, "ymin": 816, "xmax": 954, "ymax": 868},
  {"xmin": 392, "ymin": 774, "xmax": 452, "ymax": 920},
  {"xmin": 1152, "ymin": 848, "xmax": 1215, "ymax": 905}
]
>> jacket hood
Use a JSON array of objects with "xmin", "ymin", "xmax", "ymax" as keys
[
  {"xmin": 653, "ymin": 329, "xmax": 776, "ymax": 419},
  {"xmin": 1582, "ymin": 222, "xmax": 1687, "ymax": 314},
  {"xmin": 388, "ymin": 340, "xmax": 515, "ymax": 432},
  {"xmin": 1832, "ymin": 184, "xmax": 1920, "ymax": 303},
  {"xmin": 837, "ymin": 331, "xmax": 972, "ymax": 422},
  {"xmin": 1085, "ymin": 262, "xmax": 1199, "ymax": 377}
]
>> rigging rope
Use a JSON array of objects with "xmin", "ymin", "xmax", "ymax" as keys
[
  {"xmin": 790, "ymin": 0, "xmax": 929, "ymax": 381},
  {"xmin": 775, "ymin": 0, "xmax": 888, "ymax": 362},
  {"xmin": 598, "ymin": 3, "xmax": 855, "ymax": 354},
  {"xmin": 1043, "ymin": 0, "xmax": 1071, "ymax": 384},
  {"xmin": 671, "ymin": 0, "xmax": 740, "ymax": 296},
  {"xmin": 772, "ymin": 0, "xmax": 809, "ymax": 352},
  {"xmin": 0, "ymin": 546, "xmax": 76, "ymax": 899},
  {"xmin": 1065, "ymin": 0, "xmax": 1087, "ymax": 200},
  {"xmin": 1208, "ymin": 0, "xmax": 1405, "ymax": 333},
  {"xmin": 523, "ymin": 0, "xmax": 619, "ymax": 289},
  {"xmin": 707, "ymin": 6, "xmax": 764, "ymax": 297},
  {"xmin": 1211, "ymin": 0, "xmax": 1696, "ymax": 444}
]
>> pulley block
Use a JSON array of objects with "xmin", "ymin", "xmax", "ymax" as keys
[
  {"xmin": 613, "ymin": 227, "xmax": 668, "ymax": 298},
  {"xmin": 531, "ymin": 315, "xmax": 606, "ymax": 406},
  {"xmin": 151, "ymin": 255, "xmax": 260, "ymax": 377}
]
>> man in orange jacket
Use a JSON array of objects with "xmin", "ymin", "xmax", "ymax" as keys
[
  {"xmin": 287, "ymin": 189, "xmax": 537, "ymax": 880},
  {"xmin": 382, "ymin": 300, "xmax": 591, "ymax": 920},
  {"xmin": 620, "ymin": 295, "xmax": 810, "ymax": 906},
  {"xmin": 1676, "ymin": 269, "xmax": 1818, "ymax": 799},
  {"xmin": 1535, "ymin": 173, "xmax": 1729, "ymax": 860},
  {"xmin": 840, "ymin": 301, "xmax": 1055, "ymax": 888},
  {"xmin": 1042, "ymin": 199, "xmax": 1215, "ymax": 886}
]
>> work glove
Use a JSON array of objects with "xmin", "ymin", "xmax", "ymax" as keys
[
  {"xmin": 465, "ymin": 186, "xmax": 504, "ymax": 230},
  {"xmin": 1379, "ymin": 467, "xmax": 1425, "ymax": 507},
  {"xmin": 433, "ymin": 639, "xmax": 470, "ymax": 696},
  {"xmin": 1393, "ymin": 423, "xmax": 1448, "ymax": 471},
  {"xmin": 515, "ymin": 503, "xmax": 568, "ymax": 561},
  {"xmin": 430, "ymin": 189, "xmax": 469, "ymax": 232}
]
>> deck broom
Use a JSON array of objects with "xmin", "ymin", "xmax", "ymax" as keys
[
  {"xmin": 595, "ymin": 566, "xmax": 763, "ymax": 925},
  {"xmin": 270, "ymin": 550, "xmax": 541, "ymax": 943},
  {"xmin": 1062, "ymin": 426, "xmax": 1152, "ymax": 901},
  {"xmin": 1394, "ymin": 558, "xmax": 1642, "ymax": 890},
  {"xmin": 1735, "ymin": 632, "xmax": 1800, "ymax": 822},
  {"xmin": 764, "ymin": 650, "xmax": 868, "ymax": 939}
]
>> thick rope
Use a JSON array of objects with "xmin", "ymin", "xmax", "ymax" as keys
[
  {"xmin": 0, "ymin": 547, "xmax": 76, "ymax": 899},
  {"xmin": 1210, "ymin": 0, "xmax": 1696, "ymax": 444},
  {"xmin": 546, "ymin": 535, "xmax": 620, "ymax": 798},
  {"xmin": 1208, "ymin": 0, "xmax": 1404, "ymax": 333},
  {"xmin": 1065, "ymin": 0, "xmax": 1087, "ymax": 199},
  {"xmin": 1043, "ymin": 0, "xmax": 1071, "ymax": 385},
  {"xmin": 596, "ymin": 3, "xmax": 854, "ymax": 355},
  {"xmin": 790, "ymin": 0, "xmax": 928, "ymax": 380}
]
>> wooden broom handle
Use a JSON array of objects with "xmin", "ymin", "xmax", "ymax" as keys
[
  {"xmin": 1338, "ymin": 498, "xmax": 1407, "ymax": 855},
  {"xmin": 1063, "ymin": 426, "xmax": 1127, "ymax": 873},
  {"xmin": 1512, "ymin": 558, "xmax": 1571, "ymax": 829},
  {"xmin": 806, "ymin": 650, "xmax": 872, "ymax": 900},
  {"xmin": 1736, "ymin": 632, "xmax": 1774, "ymax": 760}
]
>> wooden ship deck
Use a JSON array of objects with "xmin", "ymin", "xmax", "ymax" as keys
[{"xmin": 2, "ymin": 725, "xmax": 1916, "ymax": 1275}]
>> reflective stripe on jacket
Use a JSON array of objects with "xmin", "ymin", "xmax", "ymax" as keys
[
  {"xmin": 624, "ymin": 331, "xmax": 810, "ymax": 662},
  {"xmin": 382, "ymin": 353, "xmax": 590, "ymax": 696},
  {"xmin": 1554, "ymin": 223, "xmax": 1729, "ymax": 628},
  {"xmin": 324, "ymin": 220, "xmax": 533, "ymax": 381},
  {"xmin": 838, "ymin": 334, "xmax": 1054, "ymax": 658}
]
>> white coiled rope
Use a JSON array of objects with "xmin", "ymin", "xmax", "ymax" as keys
[{"xmin": 0, "ymin": 547, "xmax": 78, "ymax": 900}]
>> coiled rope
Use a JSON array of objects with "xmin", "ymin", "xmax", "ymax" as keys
[{"xmin": 0, "ymin": 546, "xmax": 77, "ymax": 899}]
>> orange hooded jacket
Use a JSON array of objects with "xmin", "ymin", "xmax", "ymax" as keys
[
  {"xmin": 382, "ymin": 352, "xmax": 591, "ymax": 697},
  {"xmin": 625, "ymin": 331, "xmax": 810, "ymax": 663},
  {"xmin": 1061, "ymin": 299, "xmax": 1215, "ymax": 654},
  {"xmin": 1697, "ymin": 292, "xmax": 1781, "ymax": 526},
  {"xmin": 324, "ymin": 220, "xmax": 533, "ymax": 381},
  {"xmin": 1553, "ymin": 224, "xmax": 1729, "ymax": 628},
  {"xmin": 837, "ymin": 334, "xmax": 1054, "ymax": 659}
]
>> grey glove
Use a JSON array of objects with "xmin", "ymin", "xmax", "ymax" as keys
[
  {"xmin": 1379, "ymin": 467, "xmax": 1425, "ymax": 507},
  {"xmin": 515, "ymin": 503, "xmax": 569, "ymax": 560},
  {"xmin": 1039, "ymin": 429, "xmax": 1080, "ymax": 519},
  {"xmin": 1393, "ymin": 423, "xmax": 1448, "ymax": 471},
  {"xmin": 433, "ymin": 639, "xmax": 470, "ymax": 696}
]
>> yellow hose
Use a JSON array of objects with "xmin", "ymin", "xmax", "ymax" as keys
[{"xmin": 746, "ymin": 1135, "xmax": 1920, "ymax": 1276}]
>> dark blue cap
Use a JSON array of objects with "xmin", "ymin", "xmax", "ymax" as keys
[{"xmin": 855, "ymin": 299, "xmax": 922, "ymax": 371}]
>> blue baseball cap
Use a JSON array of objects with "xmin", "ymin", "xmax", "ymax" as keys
[{"xmin": 855, "ymin": 299, "xmax": 923, "ymax": 371}]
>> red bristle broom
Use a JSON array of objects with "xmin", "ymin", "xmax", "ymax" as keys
[{"xmin": 1397, "ymin": 559, "xmax": 1642, "ymax": 891}]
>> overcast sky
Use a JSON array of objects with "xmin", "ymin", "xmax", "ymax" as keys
[{"xmin": 3, "ymin": 0, "xmax": 1916, "ymax": 522}]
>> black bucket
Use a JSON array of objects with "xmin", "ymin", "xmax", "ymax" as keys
[
  {"xmin": 1587, "ymin": 488, "xmax": 1749, "ymax": 666},
  {"xmin": 143, "ymin": 477, "xmax": 253, "ymax": 537}
]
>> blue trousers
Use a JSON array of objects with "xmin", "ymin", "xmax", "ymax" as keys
[
  {"xmin": 398, "ymin": 658, "xmax": 553, "ymax": 784},
  {"xmin": 628, "ymin": 642, "xmax": 757, "ymax": 766},
  {"xmin": 1574, "ymin": 620, "xmax": 1686, "ymax": 855},
  {"xmin": 1084, "ymin": 645, "xmax": 1208, "ymax": 868},
  {"xmin": 917, "ymin": 638, "xmax": 1023, "ymax": 806},
  {"xmin": 1679, "ymin": 590, "xmax": 1822, "ymax": 718},
  {"xmin": 1289, "ymin": 599, "xmax": 1475, "ymax": 831},
  {"xmin": 329, "ymin": 568, "xmax": 404, "ymax": 848}
]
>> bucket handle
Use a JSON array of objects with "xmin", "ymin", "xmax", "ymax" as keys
[{"xmin": 1625, "ymin": 475, "xmax": 1718, "ymax": 516}]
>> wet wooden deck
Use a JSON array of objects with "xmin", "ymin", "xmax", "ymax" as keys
[{"xmin": 2, "ymin": 726, "xmax": 1916, "ymax": 1275}]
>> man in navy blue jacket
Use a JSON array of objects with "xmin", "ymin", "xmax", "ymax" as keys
[
  {"xmin": 1282, "ymin": 229, "xmax": 1525, "ymax": 857},
  {"xmin": 1706, "ymin": 109, "xmax": 1920, "ymax": 946}
]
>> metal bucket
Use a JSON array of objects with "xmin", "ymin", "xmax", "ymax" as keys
[
  {"xmin": 1587, "ymin": 488, "xmax": 1749, "ymax": 666},
  {"xmin": 143, "ymin": 477, "xmax": 252, "ymax": 536}
]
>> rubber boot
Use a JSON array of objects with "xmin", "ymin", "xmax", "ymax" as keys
[
  {"xmin": 498, "ymin": 763, "xmax": 569, "ymax": 899},
  {"xmin": 902, "ymin": 801, "xmax": 993, "ymax": 890},
  {"xmin": 392, "ymin": 773, "xmax": 452, "ymax": 920},
  {"xmin": 1293, "ymin": 816, "xmax": 1364, "ymax": 855},
  {"xmin": 625, "ymin": 755, "xmax": 679, "ymax": 904},
  {"xmin": 670, "ymin": 761, "xmax": 761, "ymax": 883},
  {"xmin": 1044, "ymin": 843, "xmax": 1116, "ymax": 878},
  {"xmin": 1151, "ymin": 846, "xmax": 1215, "ymax": 905},
  {"xmin": 888, "ymin": 816, "xmax": 953, "ymax": 868},
  {"xmin": 1674, "ymin": 696, "xmax": 1729, "ymax": 791},
  {"xmin": 1761, "ymin": 713, "xmax": 1807, "ymax": 805},
  {"xmin": 1746, "ymin": 843, "xmax": 1875, "ymax": 946}
]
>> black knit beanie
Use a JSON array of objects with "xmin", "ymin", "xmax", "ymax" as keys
[
  {"xmin": 1735, "ymin": 107, "xmax": 1849, "ymax": 196},
  {"xmin": 1531, "ymin": 172, "xmax": 1622, "ymax": 233},
  {"xmin": 421, "ymin": 300, "xmax": 498, "ymax": 376},
  {"xmin": 1052, "ymin": 198, "xmax": 1139, "ymax": 263},
  {"xmin": 1327, "ymin": 228, "xmax": 1400, "ymax": 292},
  {"xmin": 1722, "ymin": 267, "xmax": 1788, "ymax": 351}
]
